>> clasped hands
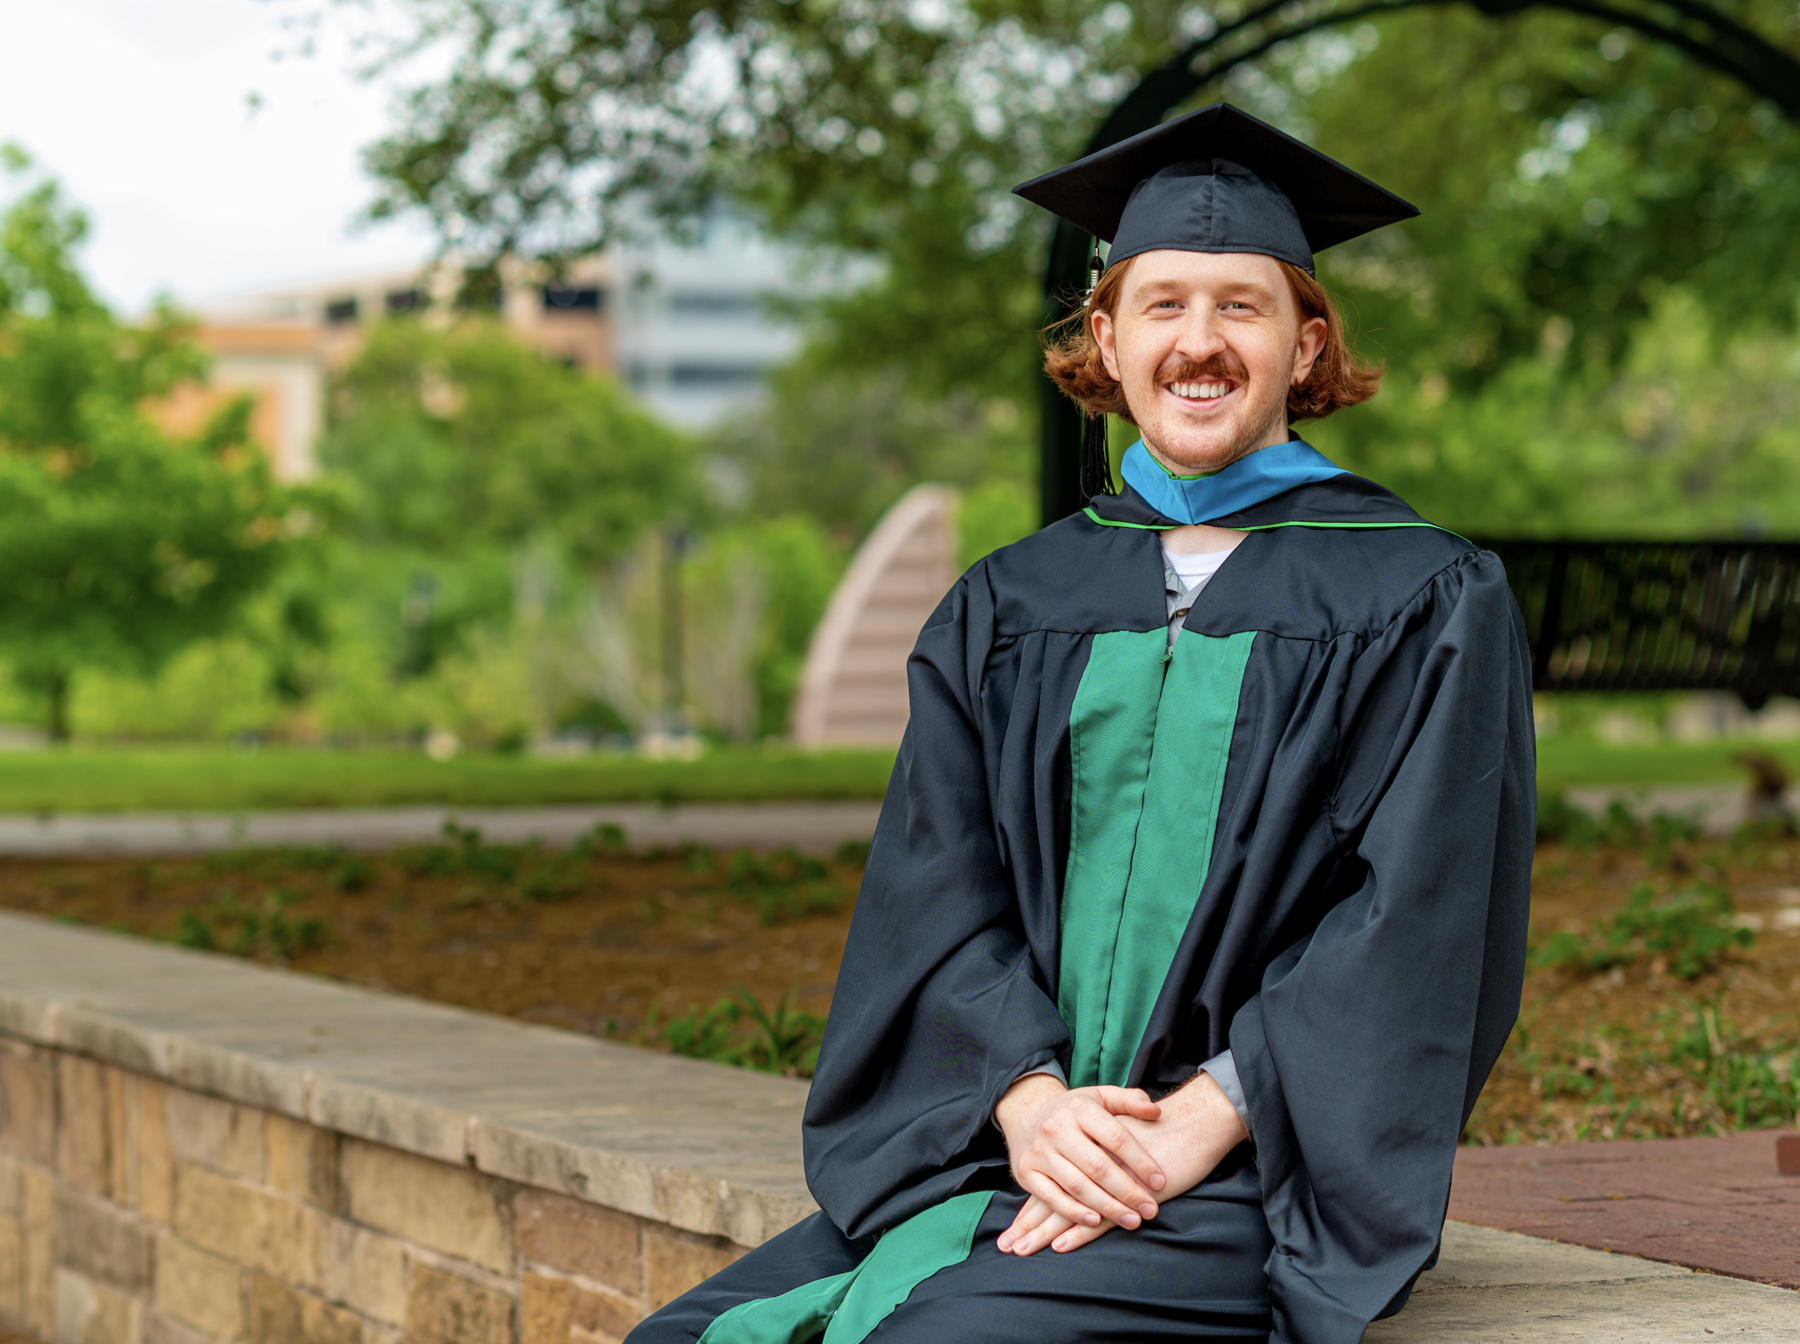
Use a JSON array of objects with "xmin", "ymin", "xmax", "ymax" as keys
[{"xmin": 992, "ymin": 1072, "xmax": 1247, "ymax": 1257}]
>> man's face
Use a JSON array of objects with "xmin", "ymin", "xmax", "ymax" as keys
[{"xmin": 1092, "ymin": 250, "xmax": 1327, "ymax": 475}]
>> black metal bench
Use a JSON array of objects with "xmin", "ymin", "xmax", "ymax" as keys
[{"xmin": 1483, "ymin": 540, "xmax": 1800, "ymax": 708}]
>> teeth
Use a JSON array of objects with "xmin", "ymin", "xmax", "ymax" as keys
[{"xmin": 1171, "ymin": 381, "xmax": 1230, "ymax": 399}]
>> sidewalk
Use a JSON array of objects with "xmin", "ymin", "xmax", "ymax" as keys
[
  {"xmin": 1450, "ymin": 1130, "xmax": 1800, "ymax": 1289},
  {"xmin": 0, "ymin": 800, "xmax": 884, "ymax": 857},
  {"xmin": 1372, "ymin": 1219, "xmax": 1796, "ymax": 1342},
  {"xmin": 1367, "ymin": 1131, "xmax": 1800, "ymax": 1340}
]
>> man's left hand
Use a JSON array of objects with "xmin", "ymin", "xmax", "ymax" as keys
[{"xmin": 997, "ymin": 1071, "xmax": 1248, "ymax": 1257}]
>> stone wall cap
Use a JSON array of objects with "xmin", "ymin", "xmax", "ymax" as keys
[{"xmin": 0, "ymin": 909, "xmax": 816, "ymax": 1244}]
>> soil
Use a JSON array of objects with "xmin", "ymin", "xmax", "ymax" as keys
[
  {"xmin": 1465, "ymin": 830, "xmax": 1800, "ymax": 1143},
  {"xmin": 0, "ymin": 835, "xmax": 861, "ymax": 1050},
  {"xmin": 3, "ymin": 829, "xmax": 1796, "ymax": 1142}
]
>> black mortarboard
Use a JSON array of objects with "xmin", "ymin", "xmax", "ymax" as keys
[{"xmin": 1012, "ymin": 103, "xmax": 1418, "ymax": 276}]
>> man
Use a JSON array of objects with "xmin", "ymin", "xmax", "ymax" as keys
[{"xmin": 627, "ymin": 103, "xmax": 1533, "ymax": 1344}]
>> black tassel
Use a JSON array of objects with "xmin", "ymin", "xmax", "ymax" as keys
[
  {"xmin": 1080, "ymin": 410, "xmax": 1115, "ymax": 499},
  {"xmin": 1077, "ymin": 243, "xmax": 1114, "ymax": 501}
]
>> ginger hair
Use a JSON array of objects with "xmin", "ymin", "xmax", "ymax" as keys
[{"xmin": 1041, "ymin": 254, "xmax": 1382, "ymax": 424}]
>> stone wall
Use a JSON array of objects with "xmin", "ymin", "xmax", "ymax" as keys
[{"xmin": 0, "ymin": 912, "xmax": 815, "ymax": 1344}]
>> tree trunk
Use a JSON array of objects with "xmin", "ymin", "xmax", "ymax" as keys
[{"xmin": 46, "ymin": 669, "xmax": 69, "ymax": 744}]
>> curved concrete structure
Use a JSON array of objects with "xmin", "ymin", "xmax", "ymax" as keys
[{"xmin": 791, "ymin": 484, "xmax": 958, "ymax": 748}]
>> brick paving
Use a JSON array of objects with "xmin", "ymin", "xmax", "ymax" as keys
[{"xmin": 1451, "ymin": 1130, "xmax": 1800, "ymax": 1289}]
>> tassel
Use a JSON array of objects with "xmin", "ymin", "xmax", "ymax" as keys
[
  {"xmin": 1078, "ymin": 243, "xmax": 1115, "ymax": 500},
  {"xmin": 1080, "ymin": 411, "xmax": 1114, "ymax": 499}
]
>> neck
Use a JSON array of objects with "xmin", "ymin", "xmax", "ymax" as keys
[{"xmin": 1142, "ymin": 417, "xmax": 1291, "ymax": 478}]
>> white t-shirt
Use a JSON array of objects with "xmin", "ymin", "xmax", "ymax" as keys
[{"xmin": 1163, "ymin": 546, "xmax": 1233, "ymax": 596}]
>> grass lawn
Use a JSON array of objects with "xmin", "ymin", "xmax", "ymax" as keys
[
  {"xmin": 1533, "ymin": 736, "xmax": 1792, "ymax": 794},
  {"xmin": 0, "ymin": 746, "xmax": 897, "ymax": 813},
  {"xmin": 0, "ymin": 736, "xmax": 1779, "ymax": 813}
]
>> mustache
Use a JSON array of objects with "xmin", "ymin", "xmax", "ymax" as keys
[{"xmin": 1160, "ymin": 355, "xmax": 1248, "ymax": 383}]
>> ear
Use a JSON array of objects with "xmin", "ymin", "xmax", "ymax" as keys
[
  {"xmin": 1092, "ymin": 305, "xmax": 1124, "ymax": 383},
  {"xmin": 1290, "ymin": 314, "xmax": 1328, "ymax": 387}
]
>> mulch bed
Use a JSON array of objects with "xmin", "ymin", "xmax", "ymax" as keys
[
  {"xmin": 0, "ymin": 835, "xmax": 859, "ymax": 1048},
  {"xmin": 1, "ymin": 823, "xmax": 1796, "ymax": 1137}
]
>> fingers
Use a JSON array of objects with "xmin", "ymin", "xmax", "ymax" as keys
[
  {"xmin": 1041, "ymin": 1150, "xmax": 1150, "ymax": 1231},
  {"xmin": 1048, "ymin": 1219, "xmax": 1111, "ymax": 1254},
  {"xmin": 1078, "ymin": 1107, "xmax": 1167, "ymax": 1195},
  {"xmin": 1051, "ymin": 1106, "xmax": 1162, "ymax": 1215},
  {"xmin": 995, "ymin": 1195, "xmax": 1052, "ymax": 1253},
  {"xmin": 1016, "ymin": 1167, "xmax": 1104, "ymax": 1230},
  {"xmin": 1006, "ymin": 1211, "xmax": 1075, "ymax": 1257},
  {"xmin": 1096, "ymin": 1086, "xmax": 1162, "ymax": 1121}
]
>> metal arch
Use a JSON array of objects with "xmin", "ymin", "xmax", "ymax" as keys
[{"xmin": 1038, "ymin": 0, "xmax": 1800, "ymax": 524}]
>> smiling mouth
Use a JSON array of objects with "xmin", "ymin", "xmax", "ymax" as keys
[{"xmin": 1166, "ymin": 379, "xmax": 1234, "ymax": 402}]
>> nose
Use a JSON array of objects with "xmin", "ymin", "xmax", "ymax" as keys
[{"xmin": 1170, "ymin": 305, "xmax": 1229, "ymax": 365}]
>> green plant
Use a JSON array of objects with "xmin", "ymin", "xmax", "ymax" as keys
[
  {"xmin": 659, "ymin": 999, "xmax": 744, "ymax": 1064},
  {"xmin": 521, "ymin": 854, "xmax": 581, "ymax": 904},
  {"xmin": 654, "ymin": 985, "xmax": 827, "ymax": 1078},
  {"xmin": 1662, "ymin": 996, "xmax": 1800, "ymax": 1130},
  {"xmin": 173, "ymin": 888, "xmax": 326, "ymax": 962},
  {"xmin": 1535, "ymin": 792, "xmax": 1602, "ymax": 848},
  {"xmin": 1533, "ymin": 880, "xmax": 1754, "ymax": 979},
  {"xmin": 734, "ymin": 987, "xmax": 825, "ymax": 1077},
  {"xmin": 175, "ymin": 909, "xmax": 216, "ymax": 951},
  {"xmin": 330, "ymin": 854, "xmax": 375, "ymax": 892},
  {"xmin": 724, "ymin": 848, "xmax": 846, "ymax": 925}
]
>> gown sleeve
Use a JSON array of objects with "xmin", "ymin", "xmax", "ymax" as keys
[
  {"xmin": 801, "ymin": 566, "xmax": 1072, "ymax": 1239},
  {"xmin": 1229, "ymin": 550, "xmax": 1535, "ymax": 1344}
]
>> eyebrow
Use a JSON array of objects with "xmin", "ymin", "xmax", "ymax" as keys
[{"xmin": 1132, "ymin": 278, "xmax": 1279, "ymax": 303}]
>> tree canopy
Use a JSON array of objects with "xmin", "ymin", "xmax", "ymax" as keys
[
  {"xmin": 349, "ymin": 0, "xmax": 1800, "ymax": 537},
  {"xmin": 0, "ymin": 151, "xmax": 301, "ymax": 737},
  {"xmin": 320, "ymin": 317, "xmax": 693, "ymax": 564}
]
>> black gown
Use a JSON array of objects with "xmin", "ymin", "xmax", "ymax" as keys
[{"xmin": 627, "ymin": 464, "xmax": 1535, "ymax": 1344}]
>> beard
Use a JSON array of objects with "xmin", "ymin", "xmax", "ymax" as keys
[{"xmin": 1131, "ymin": 344, "xmax": 1296, "ymax": 473}]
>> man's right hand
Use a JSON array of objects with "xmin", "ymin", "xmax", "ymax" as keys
[{"xmin": 993, "ymin": 1074, "xmax": 1166, "ymax": 1242}]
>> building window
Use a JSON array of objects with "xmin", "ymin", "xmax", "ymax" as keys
[
  {"xmin": 385, "ymin": 289, "xmax": 423, "ymax": 315},
  {"xmin": 666, "ymin": 292, "xmax": 761, "ymax": 318},
  {"xmin": 670, "ymin": 363, "xmax": 765, "ymax": 388},
  {"xmin": 325, "ymin": 297, "xmax": 359, "ymax": 325},
  {"xmin": 543, "ymin": 285, "xmax": 604, "ymax": 312}
]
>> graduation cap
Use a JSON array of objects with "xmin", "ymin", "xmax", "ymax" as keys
[
  {"xmin": 1012, "ymin": 102, "xmax": 1419, "ymax": 278},
  {"xmin": 1012, "ymin": 103, "xmax": 1418, "ymax": 498}
]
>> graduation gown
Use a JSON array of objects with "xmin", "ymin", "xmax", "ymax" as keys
[{"xmin": 627, "ymin": 447, "xmax": 1535, "ymax": 1344}]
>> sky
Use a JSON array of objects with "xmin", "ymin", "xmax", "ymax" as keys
[{"xmin": 0, "ymin": 0, "xmax": 436, "ymax": 315}]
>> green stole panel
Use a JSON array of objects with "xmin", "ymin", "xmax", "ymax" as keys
[
  {"xmin": 697, "ymin": 1192, "xmax": 992, "ymax": 1344},
  {"xmin": 700, "ymin": 626, "xmax": 1252, "ymax": 1343},
  {"xmin": 1060, "ymin": 628, "xmax": 1256, "ymax": 1088}
]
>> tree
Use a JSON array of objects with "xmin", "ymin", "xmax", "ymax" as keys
[
  {"xmin": 0, "ymin": 152, "xmax": 300, "ymax": 739},
  {"xmin": 321, "ymin": 317, "xmax": 692, "ymax": 563},
  {"xmin": 342, "ymin": 0, "xmax": 1799, "ymax": 537}
]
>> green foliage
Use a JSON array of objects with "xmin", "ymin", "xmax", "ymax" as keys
[
  {"xmin": 0, "ymin": 150, "xmax": 299, "ymax": 736},
  {"xmin": 656, "ymin": 985, "xmax": 827, "ymax": 1077},
  {"xmin": 958, "ymin": 479, "xmax": 1038, "ymax": 570},
  {"xmin": 1533, "ymin": 879, "xmax": 1753, "ymax": 979},
  {"xmin": 689, "ymin": 517, "xmax": 846, "ymax": 738},
  {"xmin": 724, "ymin": 847, "xmax": 849, "ymax": 925},
  {"xmin": 1475, "ymin": 996, "xmax": 1800, "ymax": 1141},
  {"xmin": 355, "ymin": 0, "xmax": 1800, "ymax": 542},
  {"xmin": 1661, "ymin": 996, "xmax": 1800, "ymax": 1131},
  {"xmin": 173, "ymin": 888, "xmax": 327, "ymax": 963},
  {"xmin": 1535, "ymin": 791, "xmax": 1604, "ymax": 847},
  {"xmin": 321, "ymin": 320, "xmax": 694, "ymax": 565}
]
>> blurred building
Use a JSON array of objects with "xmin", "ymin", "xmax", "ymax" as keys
[{"xmin": 177, "ymin": 222, "xmax": 803, "ymax": 478}]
